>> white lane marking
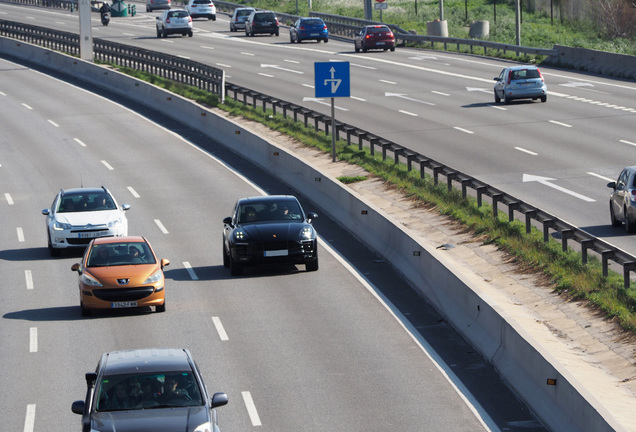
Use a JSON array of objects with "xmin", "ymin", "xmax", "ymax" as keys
[
  {"xmin": 200, "ymin": 45, "xmax": 214, "ymax": 50},
  {"xmin": 549, "ymin": 120, "xmax": 572, "ymax": 128},
  {"xmin": 522, "ymin": 174, "xmax": 595, "ymax": 202},
  {"xmin": 24, "ymin": 404, "xmax": 36, "ymax": 432},
  {"xmin": 453, "ymin": 127, "xmax": 474, "ymax": 134},
  {"xmin": 154, "ymin": 219, "xmax": 169, "ymax": 234},
  {"xmin": 216, "ymin": 63, "xmax": 232, "ymax": 68},
  {"xmin": 5, "ymin": 192, "xmax": 14, "ymax": 205},
  {"xmin": 25, "ymin": 270, "xmax": 33, "ymax": 290},
  {"xmin": 284, "ymin": 59, "xmax": 300, "ymax": 64},
  {"xmin": 101, "ymin": 160, "xmax": 114, "ymax": 170},
  {"xmin": 302, "ymin": 83, "xmax": 314, "ymax": 89},
  {"xmin": 17, "ymin": 227, "xmax": 25, "ymax": 242},
  {"xmin": 48, "ymin": 119, "xmax": 59, "ymax": 127},
  {"xmin": 302, "ymin": 97, "xmax": 349, "ymax": 111},
  {"xmin": 261, "ymin": 64, "xmax": 303, "ymax": 74},
  {"xmin": 183, "ymin": 261, "xmax": 198, "ymax": 280},
  {"xmin": 379, "ymin": 79, "xmax": 396, "ymax": 85},
  {"xmin": 620, "ymin": 139, "xmax": 636, "ymax": 147},
  {"xmin": 22, "ymin": 103, "xmax": 33, "ymax": 110},
  {"xmin": 399, "ymin": 110, "xmax": 418, "ymax": 117},
  {"xmin": 74, "ymin": 138, "xmax": 87, "ymax": 147},
  {"xmin": 127, "ymin": 186, "xmax": 140, "ymax": 198},
  {"xmin": 588, "ymin": 172, "xmax": 614, "ymax": 182},
  {"xmin": 515, "ymin": 147, "xmax": 538, "ymax": 156},
  {"xmin": 177, "ymin": 55, "xmax": 190, "ymax": 60},
  {"xmin": 350, "ymin": 96, "xmax": 366, "ymax": 102},
  {"xmin": 29, "ymin": 327, "xmax": 37, "ymax": 352},
  {"xmin": 242, "ymin": 391, "xmax": 262, "ymax": 426},
  {"xmin": 240, "ymin": 52, "xmax": 254, "ymax": 56},
  {"xmin": 431, "ymin": 91, "xmax": 449, "ymax": 96},
  {"xmin": 386, "ymin": 92, "xmax": 435, "ymax": 106},
  {"xmin": 212, "ymin": 316, "xmax": 228, "ymax": 341},
  {"xmin": 258, "ymin": 73, "xmax": 274, "ymax": 78}
]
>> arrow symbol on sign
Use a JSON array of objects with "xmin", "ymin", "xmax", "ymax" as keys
[
  {"xmin": 522, "ymin": 174, "xmax": 595, "ymax": 202},
  {"xmin": 323, "ymin": 66, "xmax": 342, "ymax": 93},
  {"xmin": 261, "ymin": 64, "xmax": 304, "ymax": 74},
  {"xmin": 385, "ymin": 92, "xmax": 435, "ymax": 106},
  {"xmin": 302, "ymin": 97, "xmax": 349, "ymax": 111},
  {"xmin": 466, "ymin": 87, "xmax": 492, "ymax": 94}
]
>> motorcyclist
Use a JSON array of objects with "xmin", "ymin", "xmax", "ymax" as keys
[{"xmin": 100, "ymin": 2, "xmax": 111, "ymax": 25}]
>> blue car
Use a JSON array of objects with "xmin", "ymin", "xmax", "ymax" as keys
[{"xmin": 290, "ymin": 17, "xmax": 328, "ymax": 43}]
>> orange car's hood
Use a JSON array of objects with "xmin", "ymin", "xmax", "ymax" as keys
[{"xmin": 86, "ymin": 264, "xmax": 162, "ymax": 287}]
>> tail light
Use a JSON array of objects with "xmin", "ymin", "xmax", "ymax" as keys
[
  {"xmin": 300, "ymin": 26, "xmax": 305, "ymax": 30},
  {"xmin": 507, "ymin": 70, "xmax": 513, "ymax": 85},
  {"xmin": 276, "ymin": 18, "xmax": 280, "ymax": 25},
  {"xmin": 323, "ymin": 25, "xmax": 327, "ymax": 30},
  {"xmin": 537, "ymin": 68, "xmax": 545, "ymax": 82},
  {"xmin": 188, "ymin": 16, "xmax": 192, "ymax": 22},
  {"xmin": 165, "ymin": 17, "xmax": 171, "ymax": 23}
]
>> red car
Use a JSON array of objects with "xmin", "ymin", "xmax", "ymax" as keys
[{"xmin": 354, "ymin": 25, "xmax": 395, "ymax": 52}]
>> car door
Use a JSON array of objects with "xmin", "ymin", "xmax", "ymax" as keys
[
  {"xmin": 494, "ymin": 69, "xmax": 507, "ymax": 98},
  {"xmin": 613, "ymin": 169, "xmax": 630, "ymax": 220}
]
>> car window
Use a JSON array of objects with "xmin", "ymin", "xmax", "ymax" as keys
[
  {"xmin": 58, "ymin": 192, "xmax": 116, "ymax": 212},
  {"xmin": 96, "ymin": 372, "xmax": 203, "ymax": 411},
  {"xmin": 237, "ymin": 9, "xmax": 252, "ymax": 17},
  {"xmin": 303, "ymin": 19, "xmax": 323, "ymax": 26},
  {"xmin": 193, "ymin": 0, "xmax": 210, "ymax": 4},
  {"xmin": 88, "ymin": 242, "xmax": 155, "ymax": 267},
  {"xmin": 255, "ymin": 13, "xmax": 274, "ymax": 22}
]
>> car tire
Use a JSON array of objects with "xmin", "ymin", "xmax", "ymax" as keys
[
  {"xmin": 230, "ymin": 24, "xmax": 235, "ymax": 32},
  {"xmin": 494, "ymin": 90, "xmax": 501, "ymax": 104},
  {"xmin": 156, "ymin": 28, "xmax": 161, "ymax": 38},
  {"xmin": 324, "ymin": 38, "xmax": 328, "ymax": 43},
  {"xmin": 222, "ymin": 241, "xmax": 230, "ymax": 268},
  {"xmin": 625, "ymin": 207, "xmax": 636, "ymax": 233},
  {"xmin": 390, "ymin": 46, "xmax": 395, "ymax": 51},
  {"xmin": 362, "ymin": 46, "xmax": 367, "ymax": 53},
  {"xmin": 188, "ymin": 30, "xmax": 193, "ymax": 37},
  {"xmin": 230, "ymin": 258, "xmax": 243, "ymax": 276},
  {"xmin": 156, "ymin": 302, "xmax": 166, "ymax": 312},
  {"xmin": 48, "ymin": 233, "xmax": 60, "ymax": 257},
  {"xmin": 541, "ymin": 95, "xmax": 547, "ymax": 103},
  {"xmin": 275, "ymin": 29, "xmax": 279, "ymax": 36},
  {"xmin": 504, "ymin": 94, "xmax": 511, "ymax": 105},
  {"xmin": 355, "ymin": 45, "xmax": 360, "ymax": 53},
  {"xmin": 610, "ymin": 204, "xmax": 622, "ymax": 227},
  {"xmin": 80, "ymin": 303, "xmax": 92, "ymax": 317},
  {"xmin": 212, "ymin": 15, "xmax": 216, "ymax": 21},
  {"xmin": 290, "ymin": 34, "xmax": 294, "ymax": 43},
  {"xmin": 306, "ymin": 258, "xmax": 318, "ymax": 272},
  {"xmin": 162, "ymin": 28, "xmax": 168, "ymax": 38}
]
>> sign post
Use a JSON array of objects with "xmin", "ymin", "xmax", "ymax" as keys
[{"xmin": 314, "ymin": 62, "xmax": 350, "ymax": 162}]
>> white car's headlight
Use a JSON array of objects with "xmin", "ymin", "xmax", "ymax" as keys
[
  {"xmin": 299, "ymin": 225, "xmax": 314, "ymax": 239},
  {"xmin": 194, "ymin": 422, "xmax": 212, "ymax": 432},
  {"xmin": 143, "ymin": 269, "xmax": 163, "ymax": 285},
  {"xmin": 81, "ymin": 273, "xmax": 103, "ymax": 287},
  {"xmin": 53, "ymin": 221, "xmax": 72, "ymax": 231},
  {"xmin": 107, "ymin": 218, "xmax": 123, "ymax": 228}
]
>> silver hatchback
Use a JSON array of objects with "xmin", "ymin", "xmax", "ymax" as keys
[
  {"xmin": 608, "ymin": 166, "xmax": 636, "ymax": 232},
  {"xmin": 493, "ymin": 65, "xmax": 547, "ymax": 104}
]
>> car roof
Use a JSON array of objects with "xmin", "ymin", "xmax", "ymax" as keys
[
  {"xmin": 507, "ymin": 65, "xmax": 539, "ymax": 71},
  {"xmin": 92, "ymin": 235, "xmax": 147, "ymax": 245},
  {"xmin": 238, "ymin": 195, "xmax": 299, "ymax": 204},
  {"xmin": 236, "ymin": 7, "xmax": 254, "ymax": 10},
  {"xmin": 61, "ymin": 187, "xmax": 108, "ymax": 195},
  {"xmin": 101, "ymin": 348, "xmax": 194, "ymax": 375}
]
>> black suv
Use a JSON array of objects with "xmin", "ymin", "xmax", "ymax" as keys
[{"xmin": 245, "ymin": 10, "xmax": 279, "ymax": 36}]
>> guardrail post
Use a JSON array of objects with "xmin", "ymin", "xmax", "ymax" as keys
[
  {"xmin": 525, "ymin": 210, "xmax": 536, "ymax": 234},
  {"xmin": 433, "ymin": 166, "xmax": 443, "ymax": 185},
  {"xmin": 492, "ymin": 193, "xmax": 503, "ymax": 218},
  {"xmin": 542, "ymin": 219, "xmax": 555, "ymax": 242},
  {"xmin": 601, "ymin": 250, "xmax": 615, "ymax": 277},
  {"xmin": 446, "ymin": 172, "xmax": 457, "ymax": 192},
  {"xmin": 406, "ymin": 153, "xmax": 416, "ymax": 171},
  {"xmin": 381, "ymin": 142, "xmax": 392, "ymax": 161},
  {"xmin": 623, "ymin": 262, "xmax": 636, "ymax": 289},
  {"xmin": 561, "ymin": 229, "xmax": 574, "ymax": 252},
  {"xmin": 369, "ymin": 137, "xmax": 378, "ymax": 156},
  {"xmin": 476, "ymin": 186, "xmax": 487, "ymax": 207},
  {"xmin": 419, "ymin": 160, "xmax": 427, "ymax": 179},
  {"xmin": 581, "ymin": 239, "xmax": 594, "ymax": 264},
  {"xmin": 507, "ymin": 202, "xmax": 519, "ymax": 222}
]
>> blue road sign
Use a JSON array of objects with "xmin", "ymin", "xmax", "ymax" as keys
[{"xmin": 314, "ymin": 62, "xmax": 350, "ymax": 98}]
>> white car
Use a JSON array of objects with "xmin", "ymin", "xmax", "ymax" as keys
[
  {"xmin": 156, "ymin": 9, "xmax": 193, "ymax": 38},
  {"xmin": 186, "ymin": 0, "xmax": 216, "ymax": 20},
  {"xmin": 42, "ymin": 187, "xmax": 130, "ymax": 256}
]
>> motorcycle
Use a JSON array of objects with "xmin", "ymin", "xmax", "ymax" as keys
[{"xmin": 100, "ymin": 10, "xmax": 110, "ymax": 26}]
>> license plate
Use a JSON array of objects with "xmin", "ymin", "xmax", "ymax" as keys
[
  {"xmin": 79, "ymin": 232, "xmax": 105, "ymax": 239},
  {"xmin": 376, "ymin": 42, "xmax": 385, "ymax": 45},
  {"xmin": 261, "ymin": 21, "xmax": 271, "ymax": 25},
  {"xmin": 112, "ymin": 301, "xmax": 137, "ymax": 308},
  {"xmin": 264, "ymin": 250, "xmax": 288, "ymax": 257},
  {"xmin": 310, "ymin": 33, "xmax": 319, "ymax": 36}
]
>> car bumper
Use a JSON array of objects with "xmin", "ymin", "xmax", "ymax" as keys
[
  {"xmin": 298, "ymin": 32, "xmax": 328, "ymax": 41},
  {"xmin": 505, "ymin": 86, "xmax": 547, "ymax": 100},
  {"xmin": 231, "ymin": 240, "xmax": 317, "ymax": 266},
  {"xmin": 364, "ymin": 41, "xmax": 395, "ymax": 50},
  {"xmin": 190, "ymin": 13, "xmax": 215, "ymax": 18},
  {"xmin": 163, "ymin": 27, "xmax": 193, "ymax": 35},
  {"xmin": 80, "ymin": 285, "xmax": 165, "ymax": 310},
  {"xmin": 50, "ymin": 227, "xmax": 127, "ymax": 249}
]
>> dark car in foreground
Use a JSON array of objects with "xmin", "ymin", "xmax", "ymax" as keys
[
  {"xmin": 72, "ymin": 348, "xmax": 228, "ymax": 432},
  {"xmin": 245, "ymin": 10, "xmax": 279, "ymax": 37},
  {"xmin": 354, "ymin": 25, "xmax": 395, "ymax": 52},
  {"xmin": 608, "ymin": 166, "xmax": 636, "ymax": 233},
  {"xmin": 223, "ymin": 195, "xmax": 318, "ymax": 275},
  {"xmin": 289, "ymin": 17, "xmax": 328, "ymax": 43},
  {"xmin": 493, "ymin": 65, "xmax": 547, "ymax": 104}
]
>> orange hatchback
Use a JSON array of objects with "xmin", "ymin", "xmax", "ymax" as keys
[{"xmin": 71, "ymin": 236, "xmax": 169, "ymax": 316}]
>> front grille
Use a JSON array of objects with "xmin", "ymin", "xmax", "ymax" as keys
[{"xmin": 93, "ymin": 287, "xmax": 155, "ymax": 301}]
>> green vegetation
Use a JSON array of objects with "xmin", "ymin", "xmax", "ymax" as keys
[
  {"xmin": 118, "ymin": 67, "xmax": 636, "ymax": 333},
  {"xmin": 337, "ymin": 175, "xmax": 368, "ymax": 184},
  {"xmin": 242, "ymin": 0, "xmax": 636, "ymax": 55}
]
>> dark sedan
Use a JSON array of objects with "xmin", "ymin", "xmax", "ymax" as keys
[
  {"xmin": 71, "ymin": 348, "xmax": 228, "ymax": 432},
  {"xmin": 223, "ymin": 195, "xmax": 318, "ymax": 275},
  {"xmin": 354, "ymin": 24, "xmax": 395, "ymax": 52}
]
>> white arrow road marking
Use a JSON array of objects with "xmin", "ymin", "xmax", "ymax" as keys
[
  {"xmin": 385, "ymin": 92, "xmax": 435, "ymax": 105},
  {"xmin": 523, "ymin": 174, "xmax": 595, "ymax": 202},
  {"xmin": 302, "ymin": 97, "xmax": 349, "ymax": 111},
  {"xmin": 560, "ymin": 82, "xmax": 594, "ymax": 88},
  {"xmin": 261, "ymin": 64, "xmax": 303, "ymax": 74}
]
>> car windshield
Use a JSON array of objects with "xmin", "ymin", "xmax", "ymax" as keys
[
  {"xmin": 239, "ymin": 200, "xmax": 302, "ymax": 223},
  {"xmin": 368, "ymin": 26, "xmax": 390, "ymax": 34},
  {"xmin": 254, "ymin": 13, "xmax": 274, "ymax": 22},
  {"xmin": 169, "ymin": 10, "xmax": 188, "ymax": 18},
  {"xmin": 237, "ymin": 9, "xmax": 252, "ymax": 17},
  {"xmin": 88, "ymin": 242, "xmax": 155, "ymax": 267},
  {"xmin": 512, "ymin": 69, "xmax": 540, "ymax": 79},
  {"xmin": 302, "ymin": 19, "xmax": 323, "ymax": 26},
  {"xmin": 95, "ymin": 372, "xmax": 203, "ymax": 411},
  {"xmin": 58, "ymin": 192, "xmax": 116, "ymax": 213}
]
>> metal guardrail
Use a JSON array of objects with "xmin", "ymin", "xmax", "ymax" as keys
[{"xmin": 2, "ymin": 19, "xmax": 635, "ymax": 290}]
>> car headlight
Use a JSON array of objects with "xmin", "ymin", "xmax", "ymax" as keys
[
  {"xmin": 53, "ymin": 221, "xmax": 72, "ymax": 231},
  {"xmin": 194, "ymin": 422, "xmax": 212, "ymax": 432},
  {"xmin": 81, "ymin": 273, "xmax": 103, "ymax": 287},
  {"xmin": 234, "ymin": 229, "xmax": 247, "ymax": 240},
  {"xmin": 107, "ymin": 218, "xmax": 123, "ymax": 228},
  {"xmin": 143, "ymin": 269, "xmax": 163, "ymax": 285},
  {"xmin": 299, "ymin": 225, "xmax": 314, "ymax": 240}
]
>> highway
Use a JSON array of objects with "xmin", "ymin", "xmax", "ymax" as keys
[{"xmin": 0, "ymin": 52, "xmax": 550, "ymax": 431}]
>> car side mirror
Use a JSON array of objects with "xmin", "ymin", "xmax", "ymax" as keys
[
  {"xmin": 494, "ymin": 77, "xmax": 500, "ymax": 81},
  {"xmin": 211, "ymin": 392, "xmax": 228, "ymax": 408},
  {"xmin": 71, "ymin": 400, "xmax": 85, "ymax": 415},
  {"xmin": 122, "ymin": 204, "xmax": 131, "ymax": 211},
  {"xmin": 161, "ymin": 258, "xmax": 170, "ymax": 269},
  {"xmin": 41, "ymin": 209, "xmax": 50, "ymax": 215},
  {"xmin": 607, "ymin": 181, "xmax": 617, "ymax": 190},
  {"xmin": 156, "ymin": 16, "xmax": 160, "ymax": 20},
  {"xmin": 307, "ymin": 212, "xmax": 318, "ymax": 222},
  {"xmin": 223, "ymin": 217, "xmax": 233, "ymax": 225},
  {"xmin": 71, "ymin": 263, "xmax": 81, "ymax": 273}
]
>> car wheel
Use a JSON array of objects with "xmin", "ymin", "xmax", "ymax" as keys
[
  {"xmin": 48, "ymin": 233, "xmax": 60, "ymax": 257},
  {"xmin": 324, "ymin": 38, "xmax": 328, "ymax": 43},
  {"xmin": 80, "ymin": 302, "xmax": 92, "ymax": 317},
  {"xmin": 230, "ymin": 24, "xmax": 234, "ymax": 32},
  {"xmin": 504, "ymin": 94, "xmax": 511, "ymax": 105},
  {"xmin": 156, "ymin": 302, "xmax": 166, "ymax": 312},
  {"xmin": 390, "ymin": 46, "xmax": 395, "ymax": 51},
  {"xmin": 494, "ymin": 90, "xmax": 501, "ymax": 104},
  {"xmin": 355, "ymin": 44, "xmax": 360, "ymax": 53},
  {"xmin": 146, "ymin": 6, "xmax": 150, "ymax": 12},
  {"xmin": 362, "ymin": 46, "xmax": 367, "ymax": 53},
  {"xmin": 188, "ymin": 30, "xmax": 193, "ymax": 37},
  {"xmin": 222, "ymin": 241, "xmax": 230, "ymax": 268},
  {"xmin": 541, "ymin": 95, "xmax": 547, "ymax": 103},
  {"xmin": 625, "ymin": 207, "xmax": 636, "ymax": 233},
  {"xmin": 275, "ymin": 29, "xmax": 279, "ymax": 36},
  {"xmin": 306, "ymin": 258, "xmax": 318, "ymax": 272},
  {"xmin": 230, "ymin": 258, "xmax": 243, "ymax": 276},
  {"xmin": 290, "ymin": 34, "xmax": 294, "ymax": 43},
  {"xmin": 162, "ymin": 28, "xmax": 168, "ymax": 38},
  {"xmin": 610, "ymin": 203, "xmax": 622, "ymax": 227},
  {"xmin": 156, "ymin": 28, "xmax": 161, "ymax": 38},
  {"xmin": 212, "ymin": 15, "xmax": 216, "ymax": 21}
]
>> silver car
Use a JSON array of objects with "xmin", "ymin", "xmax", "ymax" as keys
[
  {"xmin": 493, "ymin": 65, "xmax": 547, "ymax": 104},
  {"xmin": 608, "ymin": 166, "xmax": 636, "ymax": 232},
  {"xmin": 146, "ymin": 0, "xmax": 171, "ymax": 12},
  {"xmin": 42, "ymin": 187, "xmax": 130, "ymax": 256},
  {"xmin": 229, "ymin": 7, "xmax": 255, "ymax": 32},
  {"xmin": 186, "ymin": 0, "xmax": 216, "ymax": 20},
  {"xmin": 156, "ymin": 9, "xmax": 193, "ymax": 38}
]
